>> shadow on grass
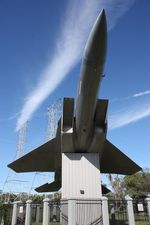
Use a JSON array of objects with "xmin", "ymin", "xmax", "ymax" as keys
[
  {"xmin": 110, "ymin": 219, "xmax": 128, "ymax": 225},
  {"xmin": 32, "ymin": 223, "xmax": 60, "ymax": 225},
  {"xmin": 110, "ymin": 220, "xmax": 150, "ymax": 225}
]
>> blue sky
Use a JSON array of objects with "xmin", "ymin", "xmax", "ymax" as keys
[{"xmin": 0, "ymin": 0, "xmax": 150, "ymax": 192}]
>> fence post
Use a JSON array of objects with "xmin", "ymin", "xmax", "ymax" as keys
[
  {"xmin": 36, "ymin": 204, "xmax": 40, "ymax": 223},
  {"xmin": 52, "ymin": 204, "xmax": 57, "ymax": 222},
  {"xmin": 68, "ymin": 199, "xmax": 76, "ymax": 225},
  {"xmin": 43, "ymin": 198, "xmax": 50, "ymax": 225},
  {"xmin": 25, "ymin": 200, "xmax": 32, "ymax": 225},
  {"xmin": 0, "ymin": 216, "xmax": 4, "ymax": 225},
  {"xmin": 125, "ymin": 195, "xmax": 135, "ymax": 225},
  {"xmin": 101, "ymin": 196, "xmax": 110, "ymax": 225},
  {"xmin": 11, "ymin": 201, "xmax": 21, "ymax": 225},
  {"xmin": 145, "ymin": 197, "xmax": 150, "ymax": 223}
]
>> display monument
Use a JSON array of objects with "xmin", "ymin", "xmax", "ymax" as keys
[{"xmin": 8, "ymin": 10, "xmax": 141, "ymax": 224}]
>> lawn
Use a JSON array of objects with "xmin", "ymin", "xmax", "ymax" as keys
[
  {"xmin": 32, "ymin": 223, "xmax": 60, "ymax": 225},
  {"xmin": 111, "ymin": 221, "xmax": 150, "ymax": 225},
  {"xmin": 135, "ymin": 222, "xmax": 150, "ymax": 225},
  {"xmin": 32, "ymin": 221, "xmax": 150, "ymax": 225}
]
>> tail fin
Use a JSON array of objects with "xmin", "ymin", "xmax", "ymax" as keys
[
  {"xmin": 100, "ymin": 140, "xmax": 141, "ymax": 175},
  {"xmin": 102, "ymin": 184, "xmax": 110, "ymax": 194},
  {"xmin": 8, "ymin": 137, "xmax": 60, "ymax": 172},
  {"xmin": 35, "ymin": 180, "xmax": 61, "ymax": 192}
]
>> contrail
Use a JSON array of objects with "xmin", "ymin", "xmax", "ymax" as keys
[
  {"xmin": 109, "ymin": 101, "xmax": 150, "ymax": 130},
  {"xmin": 16, "ymin": 0, "xmax": 136, "ymax": 131},
  {"xmin": 133, "ymin": 90, "xmax": 150, "ymax": 98},
  {"xmin": 99, "ymin": 0, "xmax": 136, "ymax": 30},
  {"xmin": 110, "ymin": 89, "xmax": 150, "ymax": 102}
]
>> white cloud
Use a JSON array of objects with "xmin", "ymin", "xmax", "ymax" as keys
[
  {"xmin": 109, "ymin": 102, "xmax": 150, "ymax": 130},
  {"xmin": 16, "ymin": 0, "xmax": 136, "ymax": 131}
]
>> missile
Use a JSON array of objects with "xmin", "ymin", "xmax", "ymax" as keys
[
  {"xmin": 8, "ymin": 10, "xmax": 141, "ymax": 193},
  {"xmin": 75, "ymin": 9, "xmax": 107, "ymax": 151}
]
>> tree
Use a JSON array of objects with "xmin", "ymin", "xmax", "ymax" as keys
[
  {"xmin": 0, "ymin": 202, "xmax": 11, "ymax": 225},
  {"xmin": 123, "ymin": 168, "xmax": 150, "ymax": 198},
  {"xmin": 108, "ymin": 174, "xmax": 125, "ymax": 199},
  {"xmin": 31, "ymin": 194, "xmax": 45, "ymax": 203}
]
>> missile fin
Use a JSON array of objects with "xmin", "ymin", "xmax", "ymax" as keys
[
  {"xmin": 95, "ymin": 99, "xmax": 108, "ymax": 127},
  {"xmin": 35, "ymin": 180, "xmax": 61, "ymax": 193},
  {"xmin": 100, "ymin": 140, "xmax": 141, "ymax": 175},
  {"xmin": 8, "ymin": 137, "xmax": 59, "ymax": 172},
  {"xmin": 101, "ymin": 184, "xmax": 111, "ymax": 194}
]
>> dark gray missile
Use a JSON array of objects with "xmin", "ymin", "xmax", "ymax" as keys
[
  {"xmin": 8, "ymin": 9, "xmax": 141, "ymax": 194},
  {"xmin": 75, "ymin": 9, "xmax": 107, "ymax": 151}
]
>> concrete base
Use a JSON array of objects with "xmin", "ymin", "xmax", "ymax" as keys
[{"xmin": 61, "ymin": 153, "xmax": 102, "ymax": 224}]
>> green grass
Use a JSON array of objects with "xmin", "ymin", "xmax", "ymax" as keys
[
  {"xmin": 135, "ymin": 222, "xmax": 150, "ymax": 225},
  {"xmin": 32, "ymin": 222, "xmax": 150, "ymax": 225},
  {"xmin": 32, "ymin": 223, "xmax": 60, "ymax": 225},
  {"xmin": 110, "ymin": 219, "xmax": 150, "ymax": 225}
]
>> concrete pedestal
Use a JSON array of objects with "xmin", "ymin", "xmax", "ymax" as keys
[{"xmin": 61, "ymin": 153, "xmax": 102, "ymax": 224}]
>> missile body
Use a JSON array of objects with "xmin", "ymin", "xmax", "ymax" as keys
[
  {"xmin": 75, "ymin": 10, "xmax": 107, "ymax": 151},
  {"xmin": 8, "ymin": 9, "xmax": 141, "ymax": 193}
]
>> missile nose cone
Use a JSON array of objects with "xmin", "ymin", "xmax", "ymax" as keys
[
  {"xmin": 84, "ymin": 9, "xmax": 107, "ymax": 70},
  {"xmin": 101, "ymin": 9, "xmax": 106, "ymax": 19}
]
